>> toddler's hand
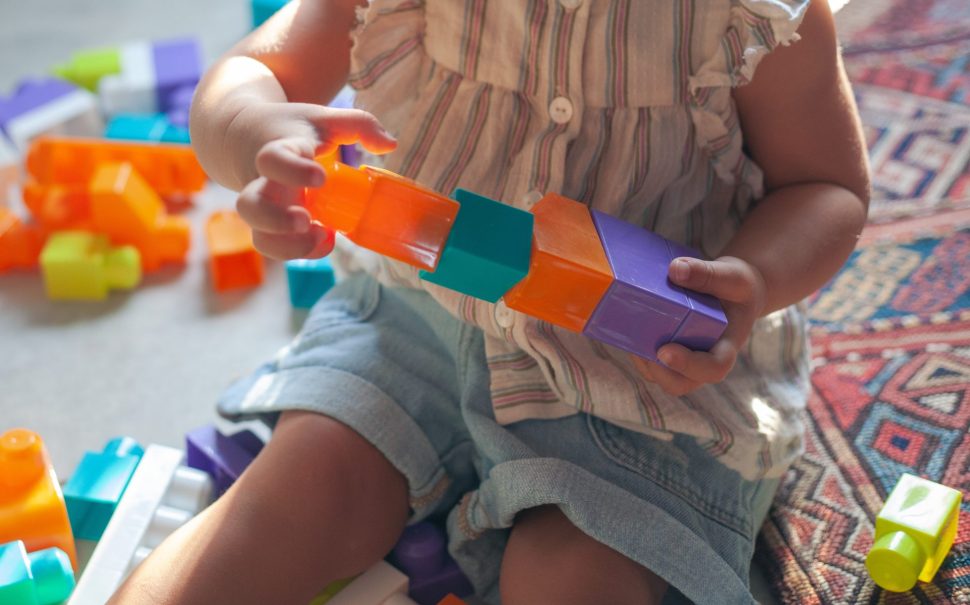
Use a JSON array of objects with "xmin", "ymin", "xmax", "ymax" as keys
[
  {"xmin": 635, "ymin": 256, "xmax": 766, "ymax": 396},
  {"xmin": 233, "ymin": 103, "xmax": 396, "ymax": 260}
]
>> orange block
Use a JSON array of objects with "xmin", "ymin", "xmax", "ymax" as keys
[
  {"xmin": 90, "ymin": 162, "xmax": 190, "ymax": 272},
  {"xmin": 0, "ymin": 429, "xmax": 77, "ymax": 570},
  {"xmin": 26, "ymin": 136, "xmax": 206, "ymax": 197},
  {"xmin": 22, "ymin": 181, "xmax": 93, "ymax": 231},
  {"xmin": 504, "ymin": 193, "xmax": 613, "ymax": 332},
  {"xmin": 206, "ymin": 210, "xmax": 264, "ymax": 291},
  {"xmin": 305, "ymin": 156, "xmax": 459, "ymax": 271},
  {"xmin": 0, "ymin": 207, "xmax": 45, "ymax": 272},
  {"xmin": 436, "ymin": 596, "xmax": 468, "ymax": 605}
]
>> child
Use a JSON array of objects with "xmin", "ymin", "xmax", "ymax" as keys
[{"xmin": 110, "ymin": 0, "xmax": 869, "ymax": 603}]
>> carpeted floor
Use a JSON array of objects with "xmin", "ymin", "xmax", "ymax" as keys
[{"xmin": 757, "ymin": 1, "xmax": 970, "ymax": 602}]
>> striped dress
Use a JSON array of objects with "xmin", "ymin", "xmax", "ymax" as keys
[{"xmin": 335, "ymin": 0, "xmax": 812, "ymax": 480}]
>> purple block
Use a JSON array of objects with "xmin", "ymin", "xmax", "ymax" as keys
[
  {"xmin": 185, "ymin": 425, "xmax": 264, "ymax": 496},
  {"xmin": 665, "ymin": 240, "xmax": 728, "ymax": 350},
  {"xmin": 389, "ymin": 522, "xmax": 473, "ymax": 605},
  {"xmin": 152, "ymin": 38, "xmax": 203, "ymax": 114},
  {"xmin": 0, "ymin": 78, "xmax": 76, "ymax": 135},
  {"xmin": 165, "ymin": 85, "xmax": 195, "ymax": 127}
]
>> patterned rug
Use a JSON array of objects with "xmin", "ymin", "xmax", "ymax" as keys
[{"xmin": 755, "ymin": 1, "xmax": 970, "ymax": 603}]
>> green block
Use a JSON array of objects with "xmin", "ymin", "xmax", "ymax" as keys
[
  {"xmin": 419, "ymin": 189, "xmax": 533, "ymax": 302},
  {"xmin": 53, "ymin": 47, "xmax": 121, "ymax": 91},
  {"xmin": 40, "ymin": 232, "xmax": 141, "ymax": 301}
]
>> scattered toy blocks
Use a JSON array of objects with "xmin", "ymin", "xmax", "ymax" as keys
[
  {"xmin": 583, "ymin": 211, "xmax": 727, "ymax": 361},
  {"xmin": 206, "ymin": 210, "xmax": 264, "ymax": 291},
  {"xmin": 105, "ymin": 113, "xmax": 190, "ymax": 144},
  {"xmin": 308, "ymin": 157, "xmax": 459, "ymax": 271},
  {"xmin": 97, "ymin": 39, "xmax": 201, "ymax": 118},
  {"xmin": 54, "ymin": 47, "xmax": 123, "ymax": 92},
  {"xmin": 389, "ymin": 522, "xmax": 473, "ymax": 605},
  {"xmin": 252, "ymin": 0, "xmax": 292, "ymax": 28},
  {"xmin": 27, "ymin": 136, "xmax": 206, "ymax": 197},
  {"xmin": 419, "ymin": 189, "xmax": 532, "ymax": 302},
  {"xmin": 68, "ymin": 445, "xmax": 212, "ymax": 605},
  {"xmin": 866, "ymin": 473, "xmax": 962, "ymax": 592},
  {"xmin": 63, "ymin": 437, "xmax": 144, "ymax": 540},
  {"xmin": 89, "ymin": 162, "xmax": 190, "ymax": 271},
  {"xmin": 0, "ymin": 208, "xmax": 44, "ymax": 273},
  {"xmin": 503, "ymin": 193, "xmax": 613, "ymax": 332},
  {"xmin": 40, "ymin": 232, "xmax": 141, "ymax": 300},
  {"xmin": 0, "ymin": 79, "xmax": 103, "ymax": 151},
  {"xmin": 0, "ymin": 429, "xmax": 77, "ymax": 570},
  {"xmin": 286, "ymin": 257, "xmax": 335, "ymax": 309},
  {"xmin": 185, "ymin": 425, "xmax": 264, "ymax": 497},
  {"xmin": 327, "ymin": 560, "xmax": 415, "ymax": 605},
  {"xmin": 0, "ymin": 541, "xmax": 75, "ymax": 605}
]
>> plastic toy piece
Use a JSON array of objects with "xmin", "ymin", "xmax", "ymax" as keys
[
  {"xmin": 26, "ymin": 136, "xmax": 206, "ymax": 197},
  {"xmin": 0, "ymin": 541, "xmax": 75, "ymax": 605},
  {"xmin": 665, "ymin": 240, "xmax": 732, "ymax": 351},
  {"xmin": 327, "ymin": 560, "xmax": 417, "ymax": 605},
  {"xmin": 308, "ymin": 577, "xmax": 356, "ymax": 605},
  {"xmin": 54, "ymin": 47, "xmax": 123, "ymax": 91},
  {"xmin": 503, "ymin": 193, "xmax": 613, "ymax": 332},
  {"xmin": 0, "ymin": 135, "xmax": 18, "ymax": 206},
  {"xmin": 152, "ymin": 39, "xmax": 202, "ymax": 117},
  {"xmin": 0, "ymin": 429, "xmax": 77, "ymax": 570},
  {"xmin": 105, "ymin": 113, "xmax": 190, "ymax": 144},
  {"xmin": 22, "ymin": 182, "xmax": 92, "ymax": 231},
  {"xmin": 308, "ymin": 156, "xmax": 459, "ymax": 271},
  {"xmin": 389, "ymin": 522, "xmax": 473, "ymax": 605},
  {"xmin": 185, "ymin": 425, "xmax": 264, "ymax": 497},
  {"xmin": 583, "ymin": 211, "xmax": 727, "ymax": 361},
  {"xmin": 63, "ymin": 438, "xmax": 144, "ymax": 540},
  {"xmin": 68, "ymin": 445, "xmax": 212, "ymax": 605},
  {"xmin": 419, "ymin": 189, "xmax": 533, "ymax": 303},
  {"xmin": 866, "ymin": 473, "xmax": 962, "ymax": 592},
  {"xmin": 206, "ymin": 210, "xmax": 264, "ymax": 291},
  {"xmin": 0, "ymin": 208, "xmax": 44, "ymax": 273},
  {"xmin": 252, "ymin": 0, "xmax": 292, "ymax": 28},
  {"xmin": 40, "ymin": 232, "xmax": 141, "ymax": 300},
  {"xmin": 89, "ymin": 162, "xmax": 190, "ymax": 272},
  {"xmin": 286, "ymin": 257, "xmax": 336, "ymax": 309},
  {"xmin": 97, "ymin": 39, "xmax": 201, "ymax": 117},
  {"xmin": 0, "ymin": 79, "xmax": 103, "ymax": 151},
  {"xmin": 435, "ymin": 596, "xmax": 467, "ymax": 605}
]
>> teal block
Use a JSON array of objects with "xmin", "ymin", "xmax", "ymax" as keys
[
  {"xmin": 285, "ymin": 257, "xmax": 335, "ymax": 309},
  {"xmin": 0, "ymin": 542, "xmax": 75, "ymax": 605},
  {"xmin": 252, "ymin": 0, "xmax": 291, "ymax": 28},
  {"xmin": 105, "ymin": 114, "xmax": 190, "ymax": 144},
  {"xmin": 63, "ymin": 437, "xmax": 144, "ymax": 540},
  {"xmin": 419, "ymin": 189, "xmax": 533, "ymax": 302}
]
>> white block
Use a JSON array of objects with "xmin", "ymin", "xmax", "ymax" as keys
[
  {"xmin": 327, "ymin": 561, "xmax": 412, "ymax": 605},
  {"xmin": 5, "ymin": 89, "xmax": 103, "ymax": 151},
  {"xmin": 68, "ymin": 445, "xmax": 213, "ymax": 605},
  {"xmin": 99, "ymin": 42, "xmax": 157, "ymax": 116},
  {"xmin": 0, "ymin": 136, "xmax": 19, "ymax": 206}
]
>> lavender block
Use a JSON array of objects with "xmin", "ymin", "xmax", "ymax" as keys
[
  {"xmin": 185, "ymin": 425, "xmax": 264, "ymax": 496},
  {"xmin": 665, "ymin": 240, "xmax": 728, "ymax": 351},
  {"xmin": 0, "ymin": 79, "xmax": 76, "ymax": 135},
  {"xmin": 152, "ymin": 38, "xmax": 203, "ymax": 114},
  {"xmin": 389, "ymin": 522, "xmax": 473, "ymax": 605}
]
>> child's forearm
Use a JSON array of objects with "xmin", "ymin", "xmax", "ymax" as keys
[{"xmin": 718, "ymin": 181, "xmax": 868, "ymax": 316}]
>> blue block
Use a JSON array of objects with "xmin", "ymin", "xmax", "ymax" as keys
[
  {"xmin": 419, "ymin": 189, "xmax": 533, "ymax": 302},
  {"xmin": 105, "ymin": 113, "xmax": 190, "ymax": 144},
  {"xmin": 252, "ymin": 0, "xmax": 291, "ymax": 28},
  {"xmin": 0, "ymin": 541, "xmax": 75, "ymax": 605},
  {"xmin": 63, "ymin": 437, "xmax": 144, "ymax": 540},
  {"xmin": 285, "ymin": 257, "xmax": 336, "ymax": 309}
]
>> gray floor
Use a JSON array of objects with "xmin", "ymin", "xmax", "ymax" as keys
[{"xmin": 0, "ymin": 1, "xmax": 780, "ymax": 602}]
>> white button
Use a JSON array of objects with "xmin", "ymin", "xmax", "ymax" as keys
[
  {"xmin": 520, "ymin": 190, "xmax": 543, "ymax": 209},
  {"xmin": 559, "ymin": 0, "xmax": 582, "ymax": 10},
  {"xmin": 495, "ymin": 301, "xmax": 515, "ymax": 328},
  {"xmin": 549, "ymin": 96, "xmax": 573, "ymax": 124}
]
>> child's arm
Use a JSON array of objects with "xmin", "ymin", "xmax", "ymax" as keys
[
  {"xmin": 190, "ymin": 0, "xmax": 395, "ymax": 259},
  {"xmin": 639, "ymin": 0, "xmax": 869, "ymax": 395}
]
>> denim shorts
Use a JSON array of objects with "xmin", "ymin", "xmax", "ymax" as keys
[{"xmin": 218, "ymin": 274, "xmax": 780, "ymax": 605}]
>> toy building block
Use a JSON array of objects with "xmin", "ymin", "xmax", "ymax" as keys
[
  {"xmin": 185, "ymin": 425, "xmax": 264, "ymax": 497},
  {"xmin": 0, "ymin": 429, "xmax": 77, "ymax": 570},
  {"xmin": 308, "ymin": 577, "xmax": 357, "ymax": 605},
  {"xmin": 165, "ymin": 86, "xmax": 194, "ymax": 128},
  {"xmin": 583, "ymin": 211, "xmax": 727, "ymax": 361},
  {"xmin": 0, "ymin": 541, "xmax": 75, "ymax": 605},
  {"xmin": 63, "ymin": 438, "xmax": 144, "ymax": 540},
  {"xmin": 40, "ymin": 232, "xmax": 141, "ymax": 300},
  {"xmin": 0, "ymin": 135, "xmax": 18, "ymax": 206},
  {"xmin": 152, "ymin": 39, "xmax": 202, "ymax": 117},
  {"xmin": 105, "ymin": 113, "xmax": 190, "ymax": 144},
  {"xmin": 27, "ymin": 136, "xmax": 206, "ymax": 197},
  {"xmin": 21, "ymin": 182, "xmax": 93, "ymax": 231},
  {"xmin": 98, "ymin": 39, "xmax": 202, "ymax": 117},
  {"xmin": 389, "ymin": 522, "xmax": 473, "ymax": 605},
  {"xmin": 68, "ymin": 445, "xmax": 212, "ymax": 605},
  {"xmin": 866, "ymin": 473, "xmax": 962, "ymax": 592},
  {"xmin": 90, "ymin": 162, "xmax": 190, "ymax": 272},
  {"xmin": 327, "ymin": 560, "xmax": 417, "ymax": 605},
  {"xmin": 436, "ymin": 596, "xmax": 468, "ymax": 605},
  {"xmin": 503, "ymin": 193, "xmax": 613, "ymax": 332},
  {"xmin": 665, "ymin": 240, "xmax": 732, "ymax": 351},
  {"xmin": 54, "ymin": 46, "xmax": 123, "ymax": 91},
  {"xmin": 308, "ymin": 156, "xmax": 459, "ymax": 271},
  {"xmin": 419, "ymin": 189, "xmax": 533, "ymax": 303},
  {"xmin": 286, "ymin": 257, "xmax": 336, "ymax": 309},
  {"xmin": 0, "ymin": 79, "xmax": 103, "ymax": 151},
  {"xmin": 252, "ymin": 0, "xmax": 292, "ymax": 28},
  {"xmin": 206, "ymin": 210, "xmax": 264, "ymax": 291},
  {"xmin": 0, "ymin": 208, "xmax": 44, "ymax": 273}
]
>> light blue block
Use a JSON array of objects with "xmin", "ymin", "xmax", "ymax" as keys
[
  {"xmin": 105, "ymin": 113, "xmax": 190, "ymax": 144},
  {"xmin": 63, "ymin": 437, "xmax": 144, "ymax": 540},
  {"xmin": 252, "ymin": 0, "xmax": 291, "ymax": 28},
  {"xmin": 0, "ymin": 542, "xmax": 74, "ymax": 605},
  {"xmin": 286, "ymin": 257, "xmax": 335, "ymax": 309},
  {"xmin": 419, "ymin": 189, "xmax": 533, "ymax": 302}
]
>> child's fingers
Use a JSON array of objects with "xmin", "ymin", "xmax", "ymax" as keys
[
  {"xmin": 309, "ymin": 108, "xmax": 397, "ymax": 156},
  {"xmin": 667, "ymin": 257, "xmax": 760, "ymax": 304},
  {"xmin": 237, "ymin": 178, "xmax": 311, "ymax": 235},
  {"xmin": 255, "ymin": 138, "xmax": 326, "ymax": 188},
  {"xmin": 252, "ymin": 224, "xmax": 335, "ymax": 261},
  {"xmin": 633, "ymin": 358, "xmax": 698, "ymax": 397},
  {"xmin": 656, "ymin": 341, "xmax": 737, "ymax": 385}
]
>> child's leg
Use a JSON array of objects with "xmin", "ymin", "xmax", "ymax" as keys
[
  {"xmin": 500, "ymin": 505, "xmax": 669, "ymax": 605},
  {"xmin": 108, "ymin": 411, "xmax": 411, "ymax": 605}
]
